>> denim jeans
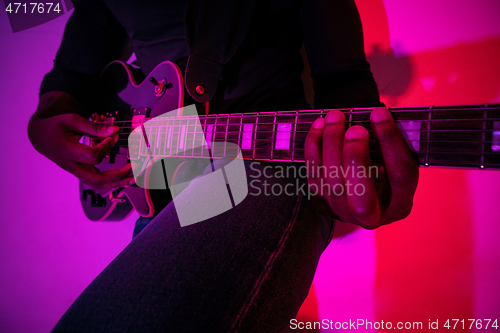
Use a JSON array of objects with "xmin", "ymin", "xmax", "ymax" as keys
[{"xmin": 52, "ymin": 160, "xmax": 335, "ymax": 332}]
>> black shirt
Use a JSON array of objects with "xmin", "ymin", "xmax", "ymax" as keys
[{"xmin": 40, "ymin": 0, "xmax": 381, "ymax": 114}]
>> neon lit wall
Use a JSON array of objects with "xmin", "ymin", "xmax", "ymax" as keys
[{"xmin": 0, "ymin": 0, "xmax": 499, "ymax": 332}]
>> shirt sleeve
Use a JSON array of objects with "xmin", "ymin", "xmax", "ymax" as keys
[
  {"xmin": 40, "ymin": 0, "xmax": 132, "ymax": 113},
  {"xmin": 300, "ymin": 0, "xmax": 383, "ymax": 108}
]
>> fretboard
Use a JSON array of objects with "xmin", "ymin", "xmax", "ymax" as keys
[{"xmin": 125, "ymin": 104, "xmax": 500, "ymax": 170}]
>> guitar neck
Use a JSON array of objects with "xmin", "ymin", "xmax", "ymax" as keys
[{"xmin": 129, "ymin": 104, "xmax": 500, "ymax": 169}]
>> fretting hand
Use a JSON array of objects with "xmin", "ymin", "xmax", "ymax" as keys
[{"xmin": 305, "ymin": 107, "xmax": 419, "ymax": 229}]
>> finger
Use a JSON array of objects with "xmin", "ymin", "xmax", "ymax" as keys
[
  {"xmin": 69, "ymin": 134, "xmax": 119, "ymax": 165},
  {"xmin": 73, "ymin": 163, "xmax": 134, "ymax": 190},
  {"xmin": 62, "ymin": 113, "xmax": 120, "ymax": 138},
  {"xmin": 304, "ymin": 118, "xmax": 325, "ymax": 185},
  {"xmin": 370, "ymin": 107, "xmax": 419, "ymax": 219},
  {"xmin": 322, "ymin": 110, "xmax": 345, "ymax": 185},
  {"xmin": 342, "ymin": 125, "xmax": 381, "ymax": 228}
]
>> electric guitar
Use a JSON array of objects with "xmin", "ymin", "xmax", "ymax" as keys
[{"xmin": 80, "ymin": 60, "xmax": 500, "ymax": 221}]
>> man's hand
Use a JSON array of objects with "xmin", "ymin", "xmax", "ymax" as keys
[
  {"xmin": 304, "ymin": 107, "xmax": 419, "ymax": 229},
  {"xmin": 28, "ymin": 91, "xmax": 134, "ymax": 190}
]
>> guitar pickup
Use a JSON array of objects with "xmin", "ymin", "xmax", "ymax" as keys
[{"xmin": 82, "ymin": 190, "xmax": 106, "ymax": 207}]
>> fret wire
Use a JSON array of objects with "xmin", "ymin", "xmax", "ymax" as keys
[
  {"xmin": 175, "ymin": 120, "xmax": 180, "ymax": 158},
  {"xmin": 252, "ymin": 114, "xmax": 258, "ymax": 160},
  {"xmin": 214, "ymin": 114, "xmax": 218, "ymax": 159},
  {"xmin": 179, "ymin": 120, "xmax": 183, "ymax": 158},
  {"xmin": 183, "ymin": 119, "xmax": 188, "ymax": 158},
  {"xmin": 348, "ymin": 109, "xmax": 353, "ymax": 129},
  {"xmin": 155, "ymin": 124, "xmax": 159, "ymax": 151},
  {"xmin": 480, "ymin": 107, "xmax": 487, "ymax": 168},
  {"xmin": 161, "ymin": 120, "xmax": 165, "ymax": 156},
  {"xmin": 191, "ymin": 118, "xmax": 196, "ymax": 158},
  {"xmin": 179, "ymin": 120, "xmax": 184, "ymax": 157},
  {"xmin": 166, "ymin": 119, "xmax": 171, "ymax": 156},
  {"xmin": 164, "ymin": 121, "xmax": 169, "ymax": 156},
  {"xmin": 166, "ymin": 120, "xmax": 171, "ymax": 156},
  {"xmin": 150, "ymin": 125, "xmax": 154, "ymax": 156},
  {"xmin": 238, "ymin": 114, "xmax": 243, "ymax": 157},
  {"xmin": 292, "ymin": 110, "xmax": 298, "ymax": 161},
  {"xmin": 154, "ymin": 124, "xmax": 159, "ymax": 156},
  {"xmin": 162, "ymin": 119, "xmax": 166, "ymax": 157},
  {"xmin": 154, "ymin": 122, "xmax": 159, "ymax": 156},
  {"xmin": 202, "ymin": 114, "xmax": 208, "ymax": 159},
  {"xmin": 270, "ymin": 112, "xmax": 277, "ymax": 160},
  {"xmin": 223, "ymin": 116, "xmax": 229, "ymax": 159},
  {"xmin": 425, "ymin": 106, "xmax": 432, "ymax": 167},
  {"xmin": 170, "ymin": 121, "xmax": 174, "ymax": 157},
  {"xmin": 167, "ymin": 119, "xmax": 172, "ymax": 156},
  {"xmin": 148, "ymin": 124, "xmax": 153, "ymax": 150},
  {"xmin": 160, "ymin": 125, "xmax": 163, "ymax": 156}
]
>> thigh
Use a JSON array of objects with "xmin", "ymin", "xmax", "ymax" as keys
[{"xmin": 53, "ymin": 160, "xmax": 334, "ymax": 333}]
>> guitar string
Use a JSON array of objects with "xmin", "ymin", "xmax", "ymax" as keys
[
  {"xmin": 114, "ymin": 140, "xmax": 500, "ymax": 152},
  {"xmin": 101, "ymin": 105, "xmax": 500, "ymax": 124},
  {"xmin": 108, "ymin": 127, "xmax": 500, "ymax": 133},
  {"xmin": 109, "ymin": 131, "xmax": 499, "ymax": 146}
]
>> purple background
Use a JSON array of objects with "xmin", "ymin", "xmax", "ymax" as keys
[
  {"xmin": 1, "ymin": 1, "xmax": 499, "ymax": 332},
  {"xmin": 3, "ymin": 0, "xmax": 67, "ymax": 33},
  {"xmin": 0, "ymin": 11, "xmax": 138, "ymax": 332}
]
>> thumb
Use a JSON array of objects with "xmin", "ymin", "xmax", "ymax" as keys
[{"xmin": 64, "ymin": 114, "xmax": 119, "ymax": 137}]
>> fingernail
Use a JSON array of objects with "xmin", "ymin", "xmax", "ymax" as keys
[
  {"xmin": 312, "ymin": 118, "xmax": 325, "ymax": 129},
  {"xmin": 325, "ymin": 110, "xmax": 344, "ymax": 124},
  {"xmin": 128, "ymin": 178, "xmax": 136, "ymax": 186},
  {"xmin": 371, "ymin": 107, "xmax": 390, "ymax": 122},
  {"xmin": 107, "ymin": 126, "xmax": 119, "ymax": 134},
  {"xmin": 345, "ymin": 126, "xmax": 368, "ymax": 140}
]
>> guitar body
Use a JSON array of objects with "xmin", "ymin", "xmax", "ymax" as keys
[{"xmin": 80, "ymin": 60, "xmax": 184, "ymax": 221}]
